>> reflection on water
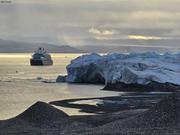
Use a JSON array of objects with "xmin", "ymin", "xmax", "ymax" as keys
[
  {"xmin": 50, "ymin": 92, "xmax": 171, "ymax": 115},
  {"xmin": 0, "ymin": 53, "xmax": 82, "ymax": 80},
  {"xmin": 0, "ymin": 53, "xmax": 121, "ymax": 120}
]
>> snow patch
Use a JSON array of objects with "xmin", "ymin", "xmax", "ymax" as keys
[{"xmin": 57, "ymin": 52, "xmax": 180, "ymax": 86}]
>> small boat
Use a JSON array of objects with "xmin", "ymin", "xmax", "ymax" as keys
[{"xmin": 30, "ymin": 47, "xmax": 53, "ymax": 66}]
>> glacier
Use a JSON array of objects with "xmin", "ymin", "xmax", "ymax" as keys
[{"xmin": 57, "ymin": 52, "xmax": 180, "ymax": 91}]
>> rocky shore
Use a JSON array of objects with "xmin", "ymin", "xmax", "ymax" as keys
[
  {"xmin": 0, "ymin": 92, "xmax": 180, "ymax": 135},
  {"xmin": 103, "ymin": 82, "xmax": 180, "ymax": 92}
]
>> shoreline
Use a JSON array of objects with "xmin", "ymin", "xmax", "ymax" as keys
[
  {"xmin": 0, "ymin": 89, "xmax": 180, "ymax": 135},
  {"xmin": 0, "ymin": 90, "xmax": 179, "ymax": 135}
]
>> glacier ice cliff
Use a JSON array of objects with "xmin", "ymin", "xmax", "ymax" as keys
[{"xmin": 57, "ymin": 52, "xmax": 180, "ymax": 91}]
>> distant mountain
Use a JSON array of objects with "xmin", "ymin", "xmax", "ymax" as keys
[
  {"xmin": 0, "ymin": 39, "xmax": 84, "ymax": 53},
  {"xmin": 78, "ymin": 45, "xmax": 180, "ymax": 53},
  {"xmin": 1, "ymin": 38, "xmax": 179, "ymax": 53}
]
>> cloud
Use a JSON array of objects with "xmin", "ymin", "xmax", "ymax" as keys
[
  {"xmin": 0, "ymin": 0, "xmax": 180, "ymax": 48},
  {"xmin": 89, "ymin": 27, "xmax": 115, "ymax": 36},
  {"xmin": 89, "ymin": 27, "xmax": 116, "ymax": 40},
  {"xmin": 94, "ymin": 36, "xmax": 111, "ymax": 40},
  {"xmin": 128, "ymin": 35, "xmax": 162, "ymax": 40},
  {"xmin": 57, "ymin": 35, "xmax": 85, "ymax": 46}
]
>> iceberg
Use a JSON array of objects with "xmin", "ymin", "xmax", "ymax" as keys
[{"xmin": 57, "ymin": 52, "xmax": 180, "ymax": 91}]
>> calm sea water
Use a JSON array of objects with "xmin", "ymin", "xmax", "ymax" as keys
[
  {"xmin": 0, "ymin": 53, "xmax": 120, "ymax": 120},
  {"xmin": 0, "ymin": 53, "xmax": 81, "ymax": 80}
]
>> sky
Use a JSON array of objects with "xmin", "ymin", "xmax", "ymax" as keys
[{"xmin": 0, "ymin": 0, "xmax": 180, "ymax": 48}]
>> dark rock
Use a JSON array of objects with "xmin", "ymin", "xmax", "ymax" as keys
[
  {"xmin": 103, "ymin": 81, "xmax": 180, "ymax": 92},
  {"xmin": 16, "ymin": 101, "xmax": 69, "ymax": 125},
  {"xmin": 36, "ymin": 77, "xmax": 43, "ymax": 80},
  {"xmin": 56, "ymin": 75, "xmax": 67, "ymax": 82},
  {"xmin": 0, "ymin": 101, "xmax": 91, "ymax": 135}
]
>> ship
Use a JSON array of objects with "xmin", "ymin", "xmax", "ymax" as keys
[{"xmin": 30, "ymin": 47, "xmax": 53, "ymax": 66}]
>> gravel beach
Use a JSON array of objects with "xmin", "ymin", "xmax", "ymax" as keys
[{"xmin": 0, "ymin": 92, "xmax": 180, "ymax": 135}]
